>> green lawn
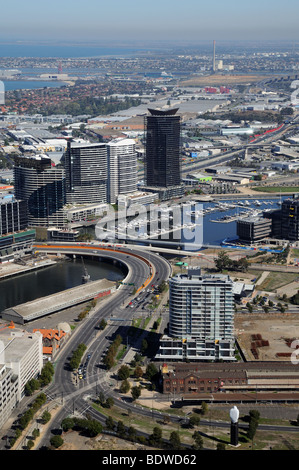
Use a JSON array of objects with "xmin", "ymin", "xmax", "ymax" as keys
[
  {"xmin": 252, "ymin": 186, "xmax": 299, "ymax": 193},
  {"xmin": 258, "ymin": 271, "xmax": 299, "ymax": 291}
]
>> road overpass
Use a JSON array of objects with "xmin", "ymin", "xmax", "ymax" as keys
[
  {"xmin": 34, "ymin": 241, "xmax": 217, "ymax": 264},
  {"xmin": 1, "ymin": 243, "xmax": 172, "ymax": 324}
]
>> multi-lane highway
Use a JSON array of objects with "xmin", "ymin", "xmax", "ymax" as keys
[{"xmin": 29, "ymin": 243, "xmax": 172, "ymax": 449}]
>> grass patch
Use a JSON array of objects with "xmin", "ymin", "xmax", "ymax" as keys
[
  {"xmin": 252, "ymin": 186, "xmax": 299, "ymax": 193},
  {"xmin": 258, "ymin": 271, "xmax": 299, "ymax": 291},
  {"xmin": 116, "ymin": 345, "xmax": 127, "ymax": 361}
]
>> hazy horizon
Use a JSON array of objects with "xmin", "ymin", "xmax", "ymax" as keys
[{"xmin": 0, "ymin": 0, "xmax": 298, "ymax": 45}]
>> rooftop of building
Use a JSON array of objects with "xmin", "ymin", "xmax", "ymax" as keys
[
  {"xmin": 171, "ymin": 268, "xmax": 232, "ymax": 283},
  {"xmin": 107, "ymin": 137, "xmax": 136, "ymax": 146},
  {"xmin": 148, "ymin": 107, "xmax": 179, "ymax": 116},
  {"xmin": 0, "ymin": 329, "xmax": 42, "ymax": 362},
  {"xmin": 162, "ymin": 361, "xmax": 299, "ymax": 377}
]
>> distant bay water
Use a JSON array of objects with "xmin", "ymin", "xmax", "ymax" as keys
[
  {"xmin": 3, "ymin": 80, "xmax": 67, "ymax": 91},
  {"xmin": 0, "ymin": 43, "xmax": 148, "ymax": 58}
]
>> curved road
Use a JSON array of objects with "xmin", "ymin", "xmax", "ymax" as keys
[{"xmin": 30, "ymin": 243, "xmax": 171, "ymax": 449}]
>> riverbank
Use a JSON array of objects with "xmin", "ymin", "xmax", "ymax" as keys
[{"xmin": 0, "ymin": 257, "xmax": 57, "ymax": 279}]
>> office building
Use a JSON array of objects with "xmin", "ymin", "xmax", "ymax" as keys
[
  {"xmin": 106, "ymin": 138, "xmax": 138, "ymax": 204},
  {"xmin": 0, "ymin": 327, "xmax": 43, "ymax": 408},
  {"xmin": 156, "ymin": 268, "xmax": 235, "ymax": 362},
  {"xmin": 143, "ymin": 108, "xmax": 184, "ymax": 200},
  {"xmin": 263, "ymin": 209, "xmax": 282, "ymax": 239},
  {"xmin": 14, "ymin": 155, "xmax": 66, "ymax": 227},
  {"xmin": 281, "ymin": 196, "xmax": 299, "ymax": 241},
  {"xmin": 0, "ymin": 363, "xmax": 19, "ymax": 429},
  {"xmin": 65, "ymin": 141, "xmax": 107, "ymax": 205},
  {"xmin": 236, "ymin": 217, "xmax": 272, "ymax": 244}
]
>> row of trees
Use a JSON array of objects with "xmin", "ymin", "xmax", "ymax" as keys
[
  {"xmin": 24, "ymin": 361, "xmax": 55, "ymax": 396},
  {"xmin": 102, "ymin": 334, "xmax": 123, "ymax": 370},
  {"xmin": 69, "ymin": 343, "xmax": 87, "ymax": 371},
  {"xmin": 9, "ymin": 393, "xmax": 49, "ymax": 448}
]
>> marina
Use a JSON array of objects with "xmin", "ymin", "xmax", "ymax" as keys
[{"xmin": 95, "ymin": 197, "xmax": 283, "ymax": 243}]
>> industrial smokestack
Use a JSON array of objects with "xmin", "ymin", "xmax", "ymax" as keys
[{"xmin": 213, "ymin": 40, "xmax": 216, "ymax": 72}]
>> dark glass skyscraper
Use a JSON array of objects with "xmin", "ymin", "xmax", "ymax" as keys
[
  {"xmin": 281, "ymin": 196, "xmax": 299, "ymax": 241},
  {"xmin": 145, "ymin": 108, "xmax": 181, "ymax": 188}
]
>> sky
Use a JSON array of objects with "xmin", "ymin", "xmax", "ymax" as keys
[{"xmin": 0, "ymin": 0, "xmax": 298, "ymax": 44}]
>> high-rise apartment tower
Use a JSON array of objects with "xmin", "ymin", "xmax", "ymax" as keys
[
  {"xmin": 106, "ymin": 138, "xmax": 137, "ymax": 204},
  {"xmin": 156, "ymin": 268, "xmax": 235, "ymax": 361},
  {"xmin": 64, "ymin": 142, "xmax": 107, "ymax": 205}
]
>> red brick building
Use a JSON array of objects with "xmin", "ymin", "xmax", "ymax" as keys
[{"xmin": 161, "ymin": 361, "xmax": 299, "ymax": 396}]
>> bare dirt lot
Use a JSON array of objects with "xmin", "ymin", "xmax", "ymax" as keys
[
  {"xmin": 59, "ymin": 432, "xmax": 150, "ymax": 451},
  {"xmin": 235, "ymin": 313, "xmax": 299, "ymax": 361},
  {"xmin": 179, "ymin": 74, "xmax": 271, "ymax": 87}
]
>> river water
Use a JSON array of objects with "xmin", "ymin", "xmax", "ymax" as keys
[{"xmin": 0, "ymin": 257, "xmax": 125, "ymax": 313}]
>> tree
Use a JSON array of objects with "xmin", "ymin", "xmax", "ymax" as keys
[
  {"xmin": 41, "ymin": 410, "xmax": 51, "ymax": 424},
  {"xmin": 98, "ymin": 319, "xmax": 107, "ymax": 330},
  {"xmin": 127, "ymin": 426, "xmax": 137, "ymax": 442},
  {"xmin": 50, "ymin": 435, "xmax": 64, "ymax": 449},
  {"xmin": 247, "ymin": 410, "xmax": 260, "ymax": 442},
  {"xmin": 118, "ymin": 365, "xmax": 130, "ymax": 381},
  {"xmin": 39, "ymin": 363, "xmax": 54, "ymax": 387},
  {"xmin": 215, "ymin": 251, "xmax": 231, "ymax": 272},
  {"xmin": 189, "ymin": 414, "xmax": 201, "ymax": 428},
  {"xmin": 141, "ymin": 338, "xmax": 148, "ymax": 354},
  {"xmin": 103, "ymin": 352, "xmax": 114, "ymax": 370},
  {"xmin": 169, "ymin": 431, "xmax": 181, "ymax": 450},
  {"xmin": 131, "ymin": 385, "xmax": 141, "ymax": 401},
  {"xmin": 149, "ymin": 426, "xmax": 162, "ymax": 447},
  {"xmin": 201, "ymin": 402, "xmax": 208, "ymax": 415},
  {"xmin": 24, "ymin": 378, "xmax": 40, "ymax": 396},
  {"xmin": 105, "ymin": 397, "xmax": 114, "ymax": 409},
  {"xmin": 105, "ymin": 416, "xmax": 115, "ymax": 431},
  {"xmin": 249, "ymin": 409, "xmax": 260, "ymax": 421},
  {"xmin": 192, "ymin": 431, "xmax": 203, "ymax": 450},
  {"xmin": 117, "ymin": 420, "xmax": 126, "ymax": 438},
  {"xmin": 27, "ymin": 439, "xmax": 34, "ymax": 450},
  {"xmin": 145, "ymin": 363, "xmax": 158, "ymax": 381},
  {"xmin": 98, "ymin": 391, "xmax": 105, "ymax": 406},
  {"xmin": 32, "ymin": 428, "xmax": 40, "ymax": 440},
  {"xmin": 120, "ymin": 379, "xmax": 130, "ymax": 394},
  {"xmin": 134, "ymin": 365, "xmax": 143, "ymax": 379},
  {"xmin": 61, "ymin": 417, "xmax": 75, "ymax": 432},
  {"xmin": 86, "ymin": 419, "xmax": 102, "ymax": 437}
]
